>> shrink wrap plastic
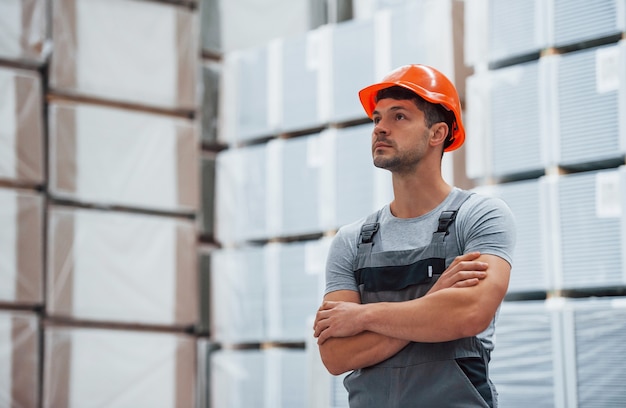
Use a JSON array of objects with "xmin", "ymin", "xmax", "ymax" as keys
[
  {"xmin": 47, "ymin": 206, "xmax": 198, "ymax": 327},
  {"xmin": 49, "ymin": 102, "xmax": 199, "ymax": 213},
  {"xmin": 0, "ymin": 310, "xmax": 39, "ymax": 408},
  {"xmin": 50, "ymin": 0, "xmax": 198, "ymax": 111},
  {"xmin": 43, "ymin": 326, "xmax": 196, "ymax": 408},
  {"xmin": 0, "ymin": 187, "xmax": 44, "ymax": 305},
  {"xmin": 0, "ymin": 67, "xmax": 44, "ymax": 184}
]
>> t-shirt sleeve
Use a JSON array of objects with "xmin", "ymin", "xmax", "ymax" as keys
[
  {"xmin": 324, "ymin": 224, "xmax": 361, "ymax": 295},
  {"xmin": 456, "ymin": 194, "xmax": 517, "ymax": 267}
]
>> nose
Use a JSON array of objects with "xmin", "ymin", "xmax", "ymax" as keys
[{"xmin": 373, "ymin": 118, "xmax": 388, "ymax": 137}]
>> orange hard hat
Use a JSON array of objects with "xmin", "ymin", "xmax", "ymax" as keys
[{"xmin": 358, "ymin": 64, "xmax": 465, "ymax": 152}]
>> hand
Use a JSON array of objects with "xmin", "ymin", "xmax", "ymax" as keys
[
  {"xmin": 427, "ymin": 252, "xmax": 488, "ymax": 294},
  {"xmin": 313, "ymin": 301, "xmax": 365, "ymax": 345}
]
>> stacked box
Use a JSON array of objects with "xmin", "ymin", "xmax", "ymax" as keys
[
  {"xmin": 550, "ymin": 0, "xmax": 626, "ymax": 48},
  {"xmin": 50, "ymin": 0, "xmax": 198, "ymax": 111},
  {"xmin": 43, "ymin": 326, "xmax": 196, "ymax": 407},
  {"xmin": 562, "ymin": 297, "xmax": 626, "ymax": 407},
  {"xmin": 266, "ymin": 239, "xmax": 328, "ymax": 342},
  {"xmin": 328, "ymin": 18, "xmax": 376, "ymax": 124},
  {"xmin": 46, "ymin": 206, "xmax": 198, "ymax": 328},
  {"xmin": 0, "ymin": 188, "xmax": 44, "ymax": 305},
  {"xmin": 211, "ymin": 348, "xmax": 308, "ymax": 408},
  {"xmin": 0, "ymin": 66, "xmax": 44, "ymax": 185},
  {"xmin": 489, "ymin": 300, "xmax": 566, "ymax": 408},
  {"xmin": 211, "ymin": 246, "xmax": 266, "ymax": 344},
  {"xmin": 279, "ymin": 30, "xmax": 325, "ymax": 134},
  {"xmin": 464, "ymin": 0, "xmax": 549, "ymax": 67},
  {"xmin": 475, "ymin": 178, "xmax": 552, "ymax": 294},
  {"xmin": 547, "ymin": 167, "xmax": 626, "ymax": 291},
  {"xmin": 0, "ymin": 0, "xmax": 50, "ymax": 64},
  {"xmin": 550, "ymin": 41, "xmax": 626, "ymax": 169},
  {"xmin": 48, "ymin": 102, "xmax": 199, "ymax": 213},
  {"xmin": 318, "ymin": 124, "xmax": 393, "ymax": 231},
  {"xmin": 0, "ymin": 310, "xmax": 39, "ymax": 408},
  {"xmin": 211, "ymin": 239, "xmax": 327, "ymax": 344},
  {"xmin": 267, "ymin": 135, "xmax": 324, "ymax": 238}
]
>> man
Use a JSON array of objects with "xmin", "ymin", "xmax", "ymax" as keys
[{"xmin": 313, "ymin": 64, "xmax": 515, "ymax": 407}]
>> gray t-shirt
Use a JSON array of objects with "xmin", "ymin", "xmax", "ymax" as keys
[{"xmin": 324, "ymin": 187, "xmax": 516, "ymax": 350}]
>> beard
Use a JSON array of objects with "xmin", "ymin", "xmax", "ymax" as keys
[{"xmin": 372, "ymin": 141, "xmax": 424, "ymax": 174}]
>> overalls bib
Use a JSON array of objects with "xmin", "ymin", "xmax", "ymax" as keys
[{"xmin": 344, "ymin": 191, "xmax": 497, "ymax": 408}]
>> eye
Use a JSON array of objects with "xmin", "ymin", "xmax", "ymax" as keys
[
  {"xmin": 373, "ymin": 116, "xmax": 381, "ymax": 125},
  {"xmin": 395, "ymin": 113, "xmax": 405, "ymax": 121}
]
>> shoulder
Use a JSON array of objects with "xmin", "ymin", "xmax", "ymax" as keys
[{"xmin": 459, "ymin": 190, "xmax": 515, "ymax": 223}]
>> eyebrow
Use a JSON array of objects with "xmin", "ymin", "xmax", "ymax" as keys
[{"xmin": 372, "ymin": 105, "xmax": 410, "ymax": 116}]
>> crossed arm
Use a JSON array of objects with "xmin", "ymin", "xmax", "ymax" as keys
[{"xmin": 313, "ymin": 252, "xmax": 511, "ymax": 375}]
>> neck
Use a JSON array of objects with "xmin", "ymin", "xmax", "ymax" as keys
[{"xmin": 388, "ymin": 163, "xmax": 452, "ymax": 219}]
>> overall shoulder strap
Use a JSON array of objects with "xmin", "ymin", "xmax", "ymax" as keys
[
  {"xmin": 433, "ymin": 190, "xmax": 474, "ymax": 243},
  {"xmin": 357, "ymin": 210, "xmax": 382, "ymax": 259}
]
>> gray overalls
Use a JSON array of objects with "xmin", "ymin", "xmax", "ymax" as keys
[{"xmin": 344, "ymin": 191, "xmax": 497, "ymax": 408}]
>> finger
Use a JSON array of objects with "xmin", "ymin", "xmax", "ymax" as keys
[{"xmin": 452, "ymin": 278, "xmax": 480, "ymax": 288}]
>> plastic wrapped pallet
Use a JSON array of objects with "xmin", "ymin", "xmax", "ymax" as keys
[
  {"xmin": 48, "ymin": 102, "xmax": 199, "ymax": 213},
  {"xmin": 211, "ymin": 246, "xmax": 266, "ymax": 344},
  {"xmin": 46, "ymin": 206, "xmax": 198, "ymax": 328},
  {"xmin": 549, "ymin": 0, "xmax": 626, "ymax": 48},
  {"xmin": 211, "ymin": 348, "xmax": 308, "ymax": 408},
  {"xmin": 464, "ymin": 0, "xmax": 549, "ymax": 67},
  {"xmin": 266, "ymin": 239, "xmax": 329, "ymax": 342},
  {"xmin": 489, "ymin": 59, "xmax": 554, "ymax": 178},
  {"xmin": 328, "ymin": 18, "xmax": 377, "ymax": 124},
  {"xmin": 0, "ymin": 0, "xmax": 50, "ymax": 64},
  {"xmin": 562, "ymin": 297, "xmax": 626, "ymax": 407},
  {"xmin": 50, "ymin": 0, "xmax": 198, "ymax": 111},
  {"xmin": 474, "ymin": 178, "xmax": 552, "ymax": 294},
  {"xmin": 215, "ymin": 144, "xmax": 268, "ymax": 245},
  {"xmin": 279, "ymin": 30, "xmax": 326, "ymax": 134},
  {"xmin": 550, "ymin": 41, "xmax": 626, "ymax": 169},
  {"xmin": 43, "ymin": 326, "xmax": 196, "ymax": 408},
  {"xmin": 489, "ymin": 300, "xmax": 566, "ymax": 408},
  {"xmin": 374, "ymin": 0, "xmax": 455, "ymax": 83},
  {"xmin": 305, "ymin": 319, "xmax": 350, "ymax": 408},
  {"xmin": 0, "ymin": 187, "xmax": 44, "ymax": 305},
  {"xmin": 546, "ymin": 167, "xmax": 626, "ymax": 291},
  {"xmin": 266, "ymin": 135, "xmax": 324, "ymax": 238},
  {"xmin": 220, "ymin": 45, "xmax": 278, "ymax": 145},
  {"xmin": 319, "ymin": 124, "xmax": 393, "ymax": 231},
  {"xmin": 0, "ymin": 66, "xmax": 44, "ymax": 185},
  {"xmin": 0, "ymin": 310, "xmax": 39, "ymax": 408},
  {"xmin": 218, "ymin": 0, "xmax": 311, "ymax": 53}
]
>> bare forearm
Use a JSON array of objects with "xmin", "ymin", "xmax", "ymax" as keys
[
  {"xmin": 363, "ymin": 287, "xmax": 489, "ymax": 342},
  {"xmin": 319, "ymin": 331, "xmax": 409, "ymax": 375}
]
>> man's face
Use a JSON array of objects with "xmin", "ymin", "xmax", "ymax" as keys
[{"xmin": 370, "ymin": 98, "xmax": 431, "ymax": 173}]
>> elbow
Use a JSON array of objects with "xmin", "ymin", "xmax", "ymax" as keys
[
  {"xmin": 319, "ymin": 344, "xmax": 353, "ymax": 376},
  {"xmin": 458, "ymin": 307, "xmax": 494, "ymax": 338},
  {"xmin": 321, "ymin": 352, "xmax": 351, "ymax": 376}
]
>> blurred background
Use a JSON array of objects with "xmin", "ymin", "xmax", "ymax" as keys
[{"xmin": 1, "ymin": 0, "xmax": 625, "ymax": 407}]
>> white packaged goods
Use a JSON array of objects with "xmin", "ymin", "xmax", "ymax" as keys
[
  {"xmin": 490, "ymin": 300, "xmax": 566, "ymax": 408},
  {"xmin": 46, "ymin": 206, "xmax": 198, "ymax": 327},
  {"xmin": 0, "ymin": 0, "xmax": 50, "ymax": 64},
  {"xmin": 0, "ymin": 187, "xmax": 44, "ymax": 305},
  {"xmin": 0, "ymin": 310, "xmax": 39, "ymax": 408},
  {"xmin": 48, "ymin": 102, "xmax": 199, "ymax": 213},
  {"xmin": 0, "ymin": 67, "xmax": 44, "ymax": 184},
  {"xmin": 49, "ymin": 0, "xmax": 198, "ymax": 111},
  {"xmin": 43, "ymin": 326, "xmax": 196, "ymax": 408}
]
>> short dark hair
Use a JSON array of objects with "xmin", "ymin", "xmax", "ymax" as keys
[{"xmin": 375, "ymin": 86, "xmax": 456, "ymax": 150}]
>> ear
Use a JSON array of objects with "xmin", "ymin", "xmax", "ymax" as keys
[{"xmin": 429, "ymin": 122, "xmax": 449, "ymax": 148}]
